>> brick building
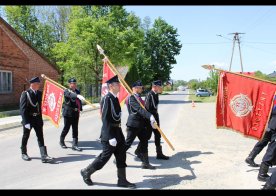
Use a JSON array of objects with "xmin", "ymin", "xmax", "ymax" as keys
[{"xmin": 0, "ymin": 17, "xmax": 60, "ymax": 108}]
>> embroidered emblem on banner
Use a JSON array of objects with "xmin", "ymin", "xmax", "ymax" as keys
[{"xmin": 230, "ymin": 94, "xmax": 253, "ymax": 117}]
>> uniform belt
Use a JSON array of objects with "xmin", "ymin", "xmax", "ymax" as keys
[
  {"xmin": 30, "ymin": 113, "xmax": 40, "ymax": 116},
  {"xmin": 111, "ymin": 123, "xmax": 121, "ymax": 128}
]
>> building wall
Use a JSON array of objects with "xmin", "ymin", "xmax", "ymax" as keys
[{"xmin": 0, "ymin": 20, "xmax": 59, "ymax": 108}]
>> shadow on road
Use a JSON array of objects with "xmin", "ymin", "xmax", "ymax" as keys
[
  {"xmin": 136, "ymin": 174, "xmax": 194, "ymax": 189},
  {"xmin": 49, "ymin": 154, "xmax": 96, "ymax": 164},
  {"xmin": 128, "ymin": 150, "xmax": 213, "ymax": 189},
  {"xmin": 73, "ymin": 140, "xmax": 103, "ymax": 151}
]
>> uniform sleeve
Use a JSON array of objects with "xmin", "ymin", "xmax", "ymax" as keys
[
  {"xmin": 129, "ymin": 95, "xmax": 151, "ymax": 120},
  {"xmin": 64, "ymin": 89, "xmax": 77, "ymax": 100},
  {"xmin": 101, "ymin": 96, "xmax": 116, "ymax": 139},
  {"xmin": 19, "ymin": 92, "xmax": 30, "ymax": 125},
  {"xmin": 145, "ymin": 92, "xmax": 153, "ymax": 112}
]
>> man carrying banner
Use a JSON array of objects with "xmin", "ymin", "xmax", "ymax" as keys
[
  {"xmin": 19, "ymin": 76, "xmax": 54, "ymax": 163},
  {"xmin": 125, "ymin": 80, "xmax": 156, "ymax": 169},
  {"xmin": 59, "ymin": 78, "xmax": 85, "ymax": 151},
  {"xmin": 80, "ymin": 75, "xmax": 135, "ymax": 188},
  {"xmin": 258, "ymin": 104, "xmax": 276, "ymax": 182},
  {"xmin": 135, "ymin": 80, "xmax": 169, "ymax": 160}
]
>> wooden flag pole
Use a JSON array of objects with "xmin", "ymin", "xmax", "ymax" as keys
[
  {"xmin": 41, "ymin": 74, "xmax": 97, "ymax": 108},
  {"xmin": 97, "ymin": 45, "xmax": 175, "ymax": 151},
  {"xmin": 202, "ymin": 64, "xmax": 276, "ymax": 85}
]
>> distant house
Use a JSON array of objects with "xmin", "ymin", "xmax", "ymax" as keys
[
  {"xmin": 268, "ymin": 71, "xmax": 276, "ymax": 78},
  {"xmin": 0, "ymin": 17, "xmax": 60, "ymax": 107}
]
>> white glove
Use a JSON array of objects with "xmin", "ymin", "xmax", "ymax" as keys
[
  {"xmin": 150, "ymin": 115, "xmax": 156, "ymax": 123},
  {"xmin": 150, "ymin": 115, "xmax": 156, "ymax": 129},
  {"xmin": 77, "ymin": 94, "xmax": 85, "ymax": 101},
  {"xmin": 24, "ymin": 123, "xmax": 31, "ymax": 130},
  {"xmin": 109, "ymin": 138, "xmax": 117, "ymax": 147}
]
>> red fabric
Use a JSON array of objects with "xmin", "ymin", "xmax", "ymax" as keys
[
  {"xmin": 76, "ymin": 98, "xmax": 81, "ymax": 112},
  {"xmin": 216, "ymin": 71, "xmax": 276, "ymax": 140},
  {"xmin": 101, "ymin": 62, "xmax": 129, "ymax": 105},
  {"xmin": 136, "ymin": 94, "xmax": 145, "ymax": 106},
  {"xmin": 41, "ymin": 80, "xmax": 64, "ymax": 127}
]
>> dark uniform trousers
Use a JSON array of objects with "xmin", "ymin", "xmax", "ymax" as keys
[
  {"xmin": 61, "ymin": 114, "xmax": 79, "ymax": 139},
  {"xmin": 252, "ymin": 131, "xmax": 272, "ymax": 154},
  {"xmin": 125, "ymin": 127, "xmax": 148, "ymax": 153},
  {"xmin": 262, "ymin": 130, "xmax": 276, "ymax": 166},
  {"xmin": 22, "ymin": 117, "xmax": 44, "ymax": 148},
  {"xmin": 91, "ymin": 127, "xmax": 127, "ymax": 170},
  {"xmin": 146, "ymin": 114, "xmax": 161, "ymax": 147}
]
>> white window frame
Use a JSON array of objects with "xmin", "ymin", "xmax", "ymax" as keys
[{"xmin": 0, "ymin": 70, "xmax": 12, "ymax": 94}]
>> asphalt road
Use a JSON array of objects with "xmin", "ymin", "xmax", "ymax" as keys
[{"xmin": 0, "ymin": 91, "xmax": 274, "ymax": 189}]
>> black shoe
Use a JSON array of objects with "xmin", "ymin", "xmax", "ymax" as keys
[
  {"xmin": 258, "ymin": 163, "xmax": 270, "ymax": 182},
  {"xmin": 258, "ymin": 174, "xmax": 270, "ymax": 182},
  {"xmin": 156, "ymin": 154, "xmax": 170, "ymax": 160},
  {"xmin": 22, "ymin": 154, "xmax": 31, "ymax": 161},
  {"xmin": 117, "ymin": 180, "xmax": 136, "ymax": 188},
  {"xmin": 156, "ymin": 146, "xmax": 170, "ymax": 160},
  {"xmin": 142, "ymin": 162, "xmax": 156, "ymax": 170},
  {"xmin": 80, "ymin": 169, "xmax": 93, "ymax": 185},
  {"xmin": 72, "ymin": 145, "xmax": 82, "ymax": 151},
  {"xmin": 59, "ymin": 141, "xmax": 67, "ymax": 149},
  {"xmin": 245, "ymin": 157, "xmax": 259, "ymax": 167},
  {"xmin": 40, "ymin": 146, "xmax": 54, "ymax": 163}
]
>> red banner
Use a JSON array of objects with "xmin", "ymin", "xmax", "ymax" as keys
[
  {"xmin": 41, "ymin": 80, "xmax": 64, "ymax": 127},
  {"xmin": 216, "ymin": 71, "xmax": 276, "ymax": 140},
  {"xmin": 101, "ymin": 62, "xmax": 129, "ymax": 105}
]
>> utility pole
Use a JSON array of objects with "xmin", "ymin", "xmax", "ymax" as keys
[{"xmin": 228, "ymin": 32, "xmax": 245, "ymax": 72}]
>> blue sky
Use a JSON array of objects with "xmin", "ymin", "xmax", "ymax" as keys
[{"xmin": 125, "ymin": 6, "xmax": 276, "ymax": 81}]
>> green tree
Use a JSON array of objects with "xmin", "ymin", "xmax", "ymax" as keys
[
  {"xmin": 136, "ymin": 17, "xmax": 182, "ymax": 84},
  {"xmin": 4, "ymin": 6, "xmax": 57, "ymax": 59},
  {"xmin": 52, "ymin": 6, "xmax": 144, "ymax": 96}
]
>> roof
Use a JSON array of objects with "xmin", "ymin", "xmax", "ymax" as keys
[
  {"xmin": 0, "ymin": 16, "xmax": 60, "ymax": 73},
  {"xmin": 268, "ymin": 71, "xmax": 276, "ymax": 78}
]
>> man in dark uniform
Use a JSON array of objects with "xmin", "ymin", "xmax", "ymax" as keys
[
  {"xmin": 262, "ymin": 170, "xmax": 276, "ymax": 190},
  {"xmin": 258, "ymin": 103, "xmax": 276, "ymax": 182},
  {"xmin": 125, "ymin": 80, "xmax": 156, "ymax": 169},
  {"xmin": 80, "ymin": 75, "xmax": 135, "ymax": 188},
  {"xmin": 19, "ymin": 76, "xmax": 54, "ymax": 163},
  {"xmin": 135, "ymin": 80, "xmax": 169, "ymax": 160},
  {"xmin": 245, "ymin": 129, "xmax": 272, "ymax": 167},
  {"xmin": 59, "ymin": 78, "xmax": 85, "ymax": 151},
  {"xmin": 245, "ymin": 96, "xmax": 276, "ymax": 167}
]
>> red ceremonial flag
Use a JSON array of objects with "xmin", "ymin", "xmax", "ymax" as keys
[
  {"xmin": 41, "ymin": 80, "xmax": 64, "ymax": 127},
  {"xmin": 101, "ymin": 62, "xmax": 129, "ymax": 105},
  {"xmin": 216, "ymin": 71, "xmax": 276, "ymax": 140}
]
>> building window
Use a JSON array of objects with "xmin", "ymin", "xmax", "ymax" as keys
[{"xmin": 0, "ymin": 70, "xmax": 12, "ymax": 94}]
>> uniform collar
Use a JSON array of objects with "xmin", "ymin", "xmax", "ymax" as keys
[
  {"xmin": 109, "ymin": 91, "xmax": 117, "ymax": 98},
  {"xmin": 30, "ymin": 87, "xmax": 37, "ymax": 94},
  {"xmin": 152, "ymin": 90, "xmax": 158, "ymax": 94}
]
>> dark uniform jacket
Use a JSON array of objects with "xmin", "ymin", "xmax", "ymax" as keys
[
  {"xmin": 20, "ymin": 88, "xmax": 43, "ymax": 126},
  {"xmin": 126, "ymin": 94, "xmax": 152, "ymax": 129},
  {"xmin": 268, "ymin": 106, "xmax": 276, "ymax": 141},
  {"xmin": 100, "ymin": 92, "xmax": 124, "ymax": 142},
  {"xmin": 145, "ymin": 90, "xmax": 159, "ymax": 124},
  {"xmin": 62, "ymin": 88, "xmax": 83, "ymax": 117}
]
